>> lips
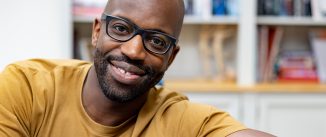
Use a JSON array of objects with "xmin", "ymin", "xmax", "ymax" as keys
[{"xmin": 109, "ymin": 60, "xmax": 146, "ymax": 85}]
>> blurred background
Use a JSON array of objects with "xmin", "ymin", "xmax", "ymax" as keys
[{"xmin": 1, "ymin": 0, "xmax": 326, "ymax": 136}]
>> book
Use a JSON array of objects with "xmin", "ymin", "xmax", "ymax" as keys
[
  {"xmin": 303, "ymin": 0, "xmax": 312, "ymax": 16},
  {"xmin": 184, "ymin": 0, "xmax": 194, "ymax": 15},
  {"xmin": 259, "ymin": 0, "xmax": 312, "ymax": 17},
  {"xmin": 194, "ymin": 0, "xmax": 212, "ymax": 19},
  {"xmin": 277, "ymin": 51, "xmax": 319, "ymax": 83},
  {"xmin": 294, "ymin": 0, "xmax": 311, "ymax": 16},
  {"xmin": 278, "ymin": 68, "xmax": 319, "ymax": 83},
  {"xmin": 278, "ymin": 51, "xmax": 315, "ymax": 69},
  {"xmin": 265, "ymin": 27, "xmax": 284, "ymax": 82},
  {"xmin": 212, "ymin": 0, "xmax": 227, "ymax": 16},
  {"xmin": 188, "ymin": 0, "xmax": 238, "ymax": 17},
  {"xmin": 258, "ymin": 26, "xmax": 284, "ymax": 82},
  {"xmin": 226, "ymin": 0, "xmax": 239, "ymax": 16},
  {"xmin": 310, "ymin": 29, "xmax": 326, "ymax": 83},
  {"xmin": 257, "ymin": 0, "xmax": 265, "ymax": 15},
  {"xmin": 273, "ymin": 0, "xmax": 282, "ymax": 15},
  {"xmin": 258, "ymin": 26, "xmax": 269, "ymax": 82},
  {"xmin": 263, "ymin": 0, "xmax": 276, "ymax": 15},
  {"xmin": 320, "ymin": 0, "xmax": 326, "ymax": 16},
  {"xmin": 280, "ymin": 0, "xmax": 294, "ymax": 16},
  {"xmin": 294, "ymin": 0, "xmax": 303, "ymax": 16},
  {"xmin": 311, "ymin": 0, "xmax": 326, "ymax": 20}
]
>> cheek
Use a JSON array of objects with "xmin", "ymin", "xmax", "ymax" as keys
[
  {"xmin": 146, "ymin": 55, "xmax": 169, "ymax": 72},
  {"xmin": 97, "ymin": 36, "xmax": 121, "ymax": 53}
]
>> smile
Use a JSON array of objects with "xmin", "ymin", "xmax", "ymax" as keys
[
  {"xmin": 113, "ymin": 65, "xmax": 139, "ymax": 78},
  {"xmin": 109, "ymin": 61, "xmax": 145, "ymax": 85}
]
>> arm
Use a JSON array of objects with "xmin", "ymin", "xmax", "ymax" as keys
[
  {"xmin": 0, "ymin": 65, "xmax": 32, "ymax": 137},
  {"xmin": 227, "ymin": 129, "xmax": 276, "ymax": 137}
]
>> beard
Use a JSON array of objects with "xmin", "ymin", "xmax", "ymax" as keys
[{"xmin": 93, "ymin": 48, "xmax": 164, "ymax": 103}]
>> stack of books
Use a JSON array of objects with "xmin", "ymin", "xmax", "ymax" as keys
[{"xmin": 277, "ymin": 51, "xmax": 318, "ymax": 83}]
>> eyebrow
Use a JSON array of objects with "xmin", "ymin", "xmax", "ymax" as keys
[{"xmin": 115, "ymin": 15, "xmax": 172, "ymax": 36}]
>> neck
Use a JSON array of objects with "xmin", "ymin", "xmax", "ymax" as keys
[{"xmin": 82, "ymin": 66, "xmax": 148, "ymax": 126}]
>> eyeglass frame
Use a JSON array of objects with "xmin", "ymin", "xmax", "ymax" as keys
[{"xmin": 100, "ymin": 13, "xmax": 178, "ymax": 55}]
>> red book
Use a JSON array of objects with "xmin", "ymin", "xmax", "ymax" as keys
[{"xmin": 278, "ymin": 67, "xmax": 319, "ymax": 83}]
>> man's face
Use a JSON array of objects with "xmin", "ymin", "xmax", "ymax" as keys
[{"xmin": 91, "ymin": 0, "xmax": 183, "ymax": 103}]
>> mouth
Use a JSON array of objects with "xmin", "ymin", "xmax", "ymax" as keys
[{"xmin": 109, "ymin": 60, "xmax": 146, "ymax": 85}]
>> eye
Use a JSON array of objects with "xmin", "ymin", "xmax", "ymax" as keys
[
  {"xmin": 149, "ymin": 37, "xmax": 166, "ymax": 48},
  {"xmin": 146, "ymin": 36, "xmax": 170, "ymax": 53},
  {"xmin": 112, "ymin": 24, "xmax": 129, "ymax": 34},
  {"xmin": 109, "ymin": 22, "xmax": 133, "ymax": 36}
]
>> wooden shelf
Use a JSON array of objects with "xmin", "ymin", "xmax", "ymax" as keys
[
  {"xmin": 184, "ymin": 16, "xmax": 238, "ymax": 25},
  {"xmin": 74, "ymin": 15, "xmax": 239, "ymax": 25},
  {"xmin": 257, "ymin": 16, "xmax": 326, "ymax": 26},
  {"xmin": 164, "ymin": 79, "xmax": 326, "ymax": 93}
]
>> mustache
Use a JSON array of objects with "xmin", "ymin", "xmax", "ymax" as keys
[{"xmin": 105, "ymin": 54, "xmax": 154, "ymax": 75}]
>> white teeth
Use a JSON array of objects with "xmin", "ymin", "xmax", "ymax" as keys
[
  {"xmin": 126, "ymin": 72, "xmax": 131, "ymax": 76},
  {"xmin": 118, "ymin": 67, "xmax": 126, "ymax": 74},
  {"xmin": 115, "ymin": 65, "xmax": 137, "ymax": 76}
]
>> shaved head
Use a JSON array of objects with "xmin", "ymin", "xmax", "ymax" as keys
[{"xmin": 103, "ymin": 0, "xmax": 185, "ymax": 38}]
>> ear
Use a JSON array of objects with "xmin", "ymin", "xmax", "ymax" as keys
[
  {"xmin": 91, "ymin": 18, "xmax": 101, "ymax": 47},
  {"xmin": 167, "ymin": 45, "xmax": 180, "ymax": 68}
]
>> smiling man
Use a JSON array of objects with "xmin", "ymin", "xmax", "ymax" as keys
[{"xmin": 0, "ymin": 0, "xmax": 275, "ymax": 136}]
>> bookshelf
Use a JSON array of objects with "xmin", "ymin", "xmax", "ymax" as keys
[
  {"xmin": 257, "ymin": 16, "xmax": 326, "ymax": 26},
  {"xmin": 74, "ymin": 16, "xmax": 239, "ymax": 24},
  {"xmin": 72, "ymin": 0, "xmax": 326, "ymax": 136},
  {"xmin": 256, "ymin": 0, "xmax": 326, "ymax": 85},
  {"xmin": 184, "ymin": 16, "xmax": 238, "ymax": 24},
  {"xmin": 73, "ymin": 0, "xmax": 326, "ymax": 91},
  {"xmin": 165, "ymin": 79, "xmax": 326, "ymax": 93}
]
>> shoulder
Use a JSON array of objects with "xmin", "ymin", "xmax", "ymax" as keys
[
  {"xmin": 155, "ymin": 88, "xmax": 234, "ymax": 120},
  {"xmin": 6, "ymin": 58, "xmax": 91, "ymax": 72},
  {"xmin": 153, "ymin": 87, "xmax": 235, "ymax": 120},
  {"xmin": 0, "ymin": 58, "xmax": 91, "ymax": 104},
  {"xmin": 152, "ymin": 88, "xmax": 247, "ymax": 137},
  {"xmin": 1, "ymin": 59, "xmax": 91, "ymax": 88}
]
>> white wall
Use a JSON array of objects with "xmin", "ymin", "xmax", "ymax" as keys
[{"xmin": 0, "ymin": 0, "xmax": 72, "ymax": 70}]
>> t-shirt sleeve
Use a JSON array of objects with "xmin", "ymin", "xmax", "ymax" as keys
[
  {"xmin": 0, "ymin": 65, "xmax": 32, "ymax": 137},
  {"xmin": 196, "ymin": 106, "xmax": 247, "ymax": 137},
  {"xmin": 176, "ymin": 102, "xmax": 247, "ymax": 137}
]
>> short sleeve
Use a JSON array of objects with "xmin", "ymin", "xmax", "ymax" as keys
[
  {"xmin": 0, "ymin": 65, "xmax": 32, "ymax": 137},
  {"xmin": 175, "ymin": 102, "xmax": 247, "ymax": 137},
  {"xmin": 196, "ymin": 106, "xmax": 247, "ymax": 137}
]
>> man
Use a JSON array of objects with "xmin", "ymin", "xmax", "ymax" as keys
[{"xmin": 0, "ymin": 0, "xmax": 275, "ymax": 136}]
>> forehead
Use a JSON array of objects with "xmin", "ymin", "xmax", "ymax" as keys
[{"xmin": 106, "ymin": 0, "xmax": 183, "ymax": 37}]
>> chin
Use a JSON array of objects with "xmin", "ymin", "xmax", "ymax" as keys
[{"xmin": 98, "ymin": 67, "xmax": 164, "ymax": 103}]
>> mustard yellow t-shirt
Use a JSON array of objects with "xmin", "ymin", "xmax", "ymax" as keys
[{"xmin": 0, "ymin": 59, "xmax": 246, "ymax": 137}]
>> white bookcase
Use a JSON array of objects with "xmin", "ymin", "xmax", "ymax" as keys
[
  {"xmin": 185, "ymin": 92, "xmax": 326, "ymax": 137},
  {"xmin": 1, "ymin": 0, "xmax": 326, "ymax": 136},
  {"xmin": 72, "ymin": 0, "xmax": 326, "ymax": 136}
]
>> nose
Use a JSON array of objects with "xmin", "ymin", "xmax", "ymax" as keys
[{"xmin": 120, "ymin": 35, "xmax": 147, "ymax": 60}]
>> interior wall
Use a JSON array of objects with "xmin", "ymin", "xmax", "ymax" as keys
[{"xmin": 0, "ymin": 0, "xmax": 72, "ymax": 70}]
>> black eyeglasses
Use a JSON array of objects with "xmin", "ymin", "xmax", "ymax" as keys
[{"xmin": 101, "ymin": 14, "xmax": 178, "ymax": 55}]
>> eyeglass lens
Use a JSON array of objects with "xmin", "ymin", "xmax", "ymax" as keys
[{"xmin": 106, "ymin": 17, "xmax": 172, "ymax": 54}]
